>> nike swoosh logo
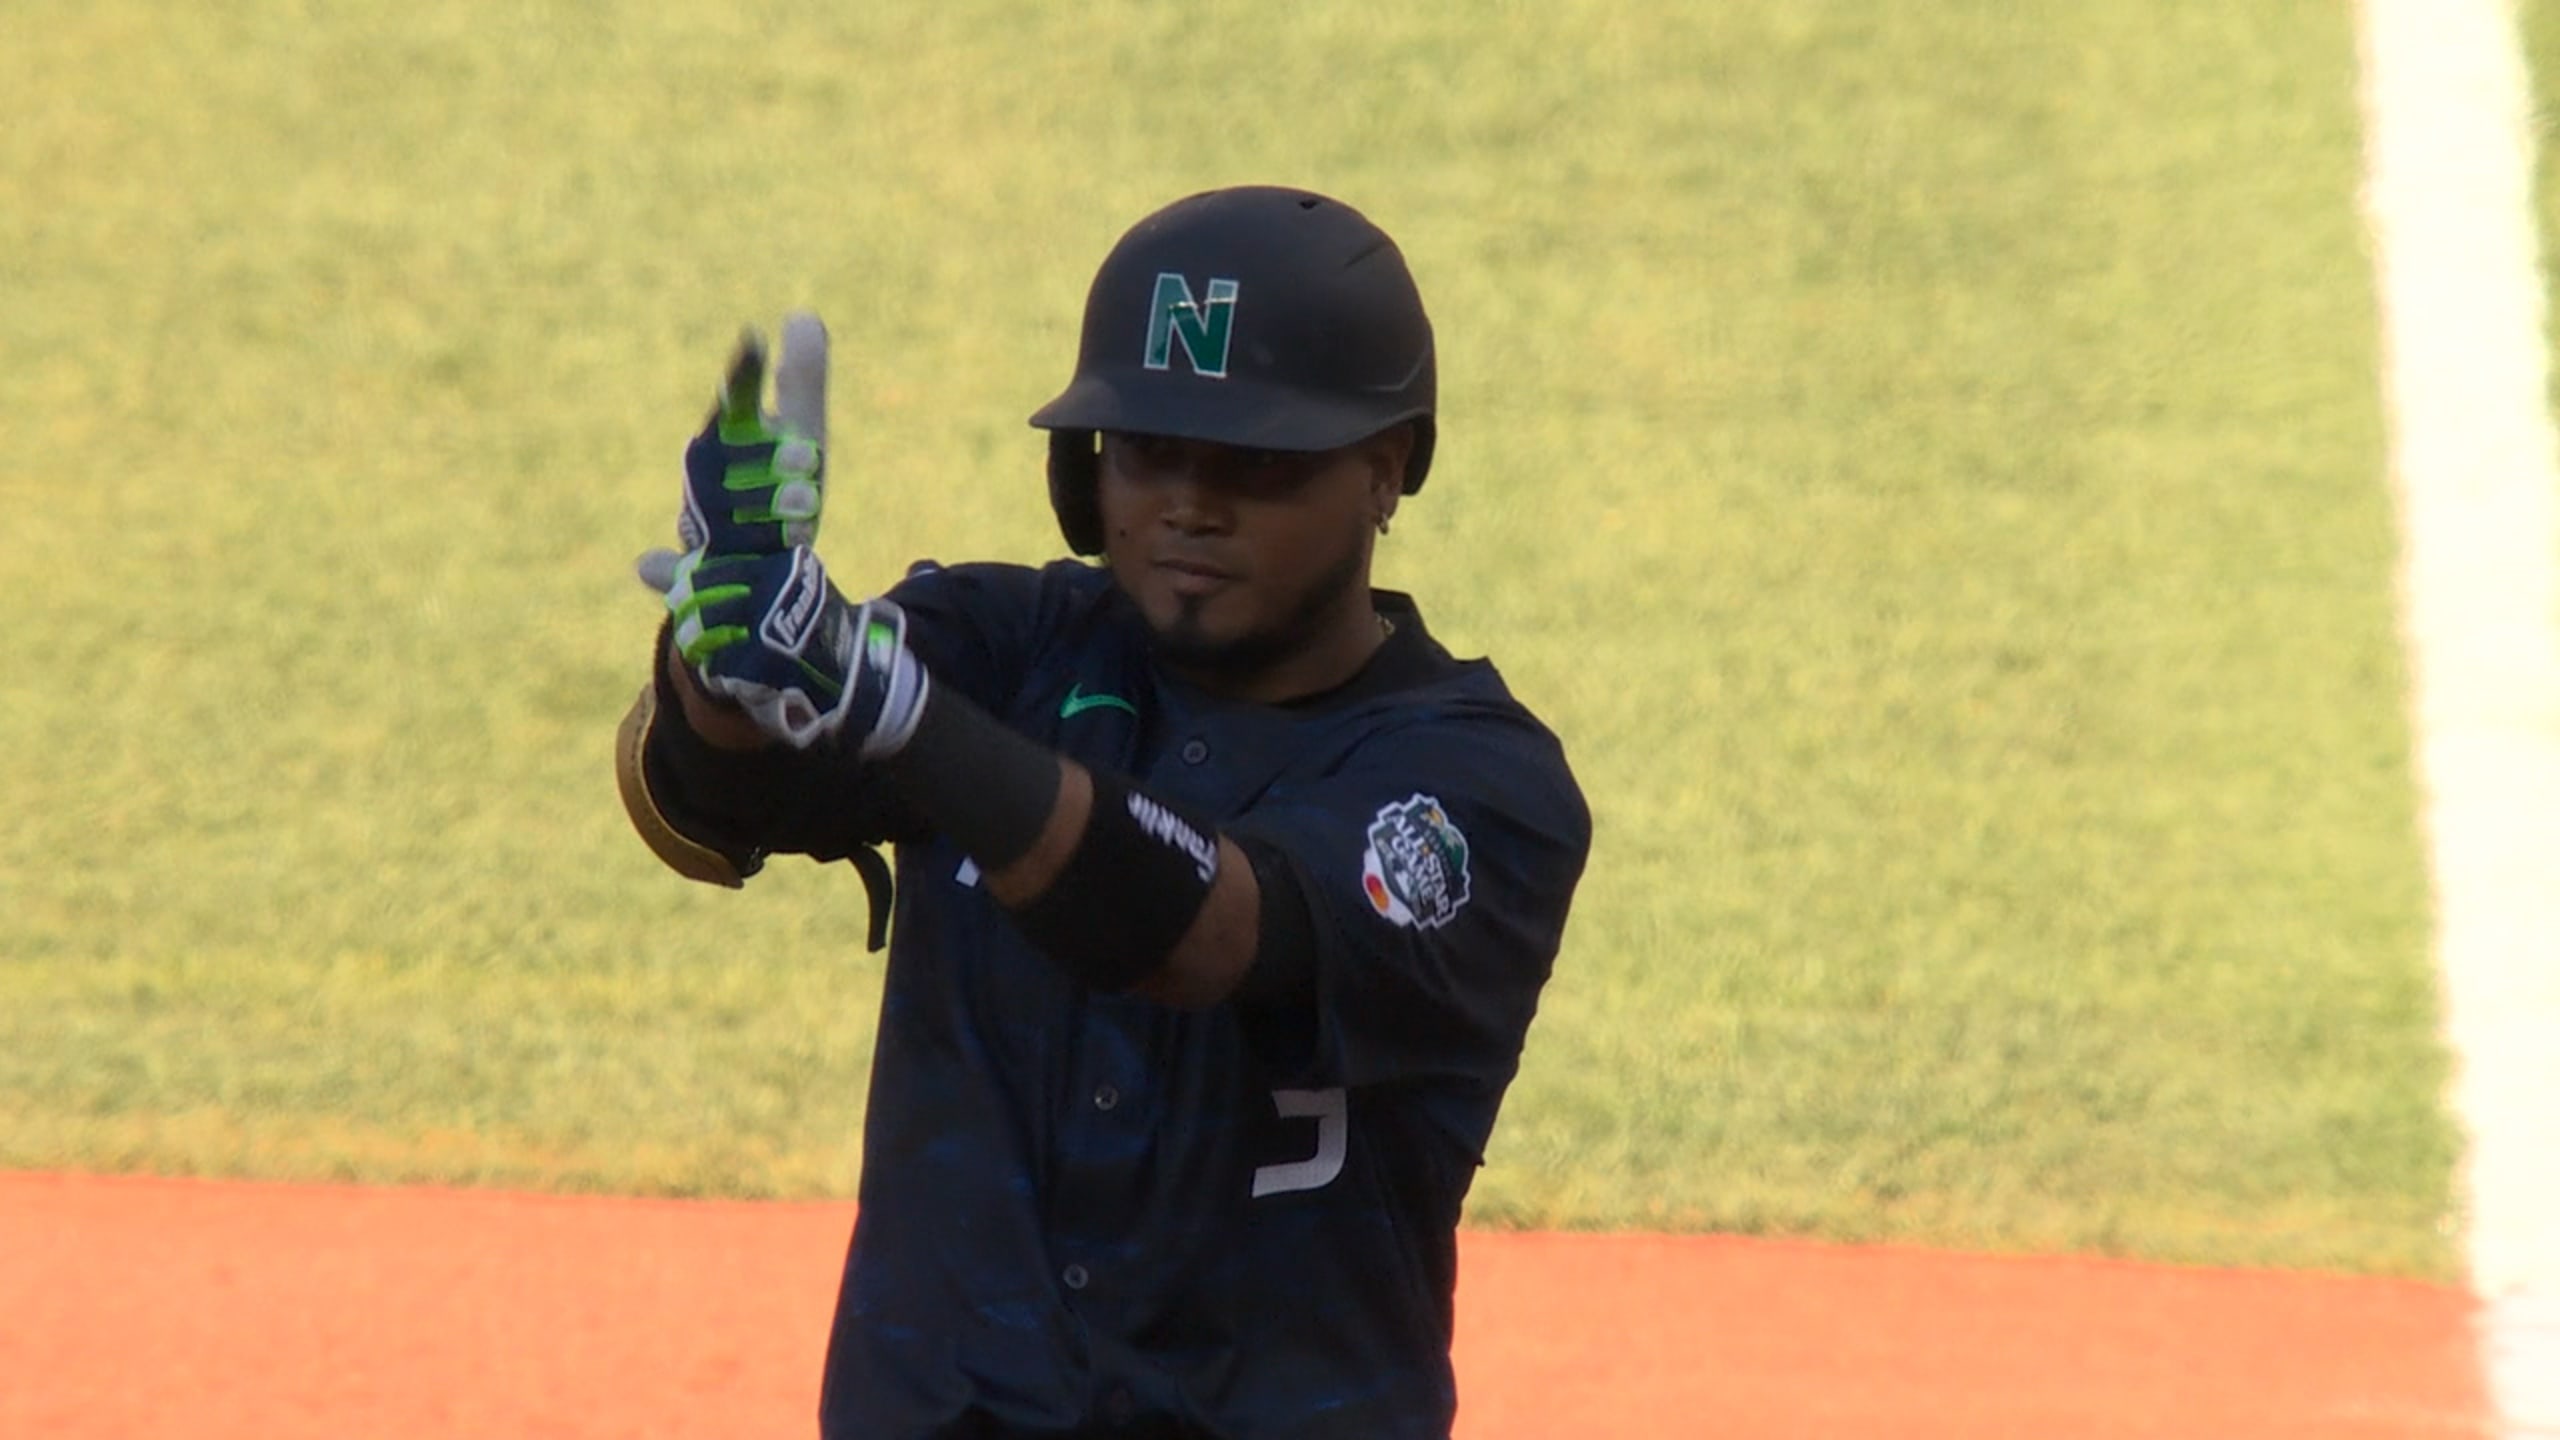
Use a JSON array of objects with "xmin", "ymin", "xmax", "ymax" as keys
[{"xmin": 1060, "ymin": 684, "xmax": 1138, "ymax": 720}]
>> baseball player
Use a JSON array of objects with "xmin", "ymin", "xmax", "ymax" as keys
[{"xmin": 617, "ymin": 185, "xmax": 1591, "ymax": 1439}]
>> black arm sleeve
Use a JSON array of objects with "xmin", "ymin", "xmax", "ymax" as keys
[
  {"xmin": 1228, "ymin": 833, "xmax": 1322, "ymax": 1071},
  {"xmin": 1233, "ymin": 834, "xmax": 1318, "ymax": 1011}
]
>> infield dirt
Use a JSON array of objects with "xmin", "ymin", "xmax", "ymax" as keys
[{"xmin": 0, "ymin": 1172, "xmax": 2486, "ymax": 1438}]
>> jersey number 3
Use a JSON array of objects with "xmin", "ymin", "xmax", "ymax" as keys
[{"xmin": 1251, "ymin": 1087, "xmax": 1347, "ymax": 1198}]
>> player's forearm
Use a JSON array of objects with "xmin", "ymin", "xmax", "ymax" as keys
[
  {"xmin": 1130, "ymin": 832, "xmax": 1262, "ymax": 1008},
  {"xmin": 967, "ymin": 758, "xmax": 1258, "ymax": 1007},
  {"xmin": 884, "ymin": 683, "xmax": 1263, "ymax": 1007},
  {"xmin": 658, "ymin": 600, "xmax": 1282, "ymax": 1003}
]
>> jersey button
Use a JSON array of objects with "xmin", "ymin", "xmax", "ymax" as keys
[
  {"xmin": 1092, "ymin": 1084, "xmax": 1120, "ymax": 1112},
  {"xmin": 1180, "ymin": 737, "xmax": 1210, "ymax": 765},
  {"xmin": 1062, "ymin": 1263, "xmax": 1091, "ymax": 1291}
]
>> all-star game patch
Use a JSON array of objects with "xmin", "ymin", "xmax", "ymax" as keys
[{"xmin": 1360, "ymin": 793, "xmax": 1472, "ymax": 930}]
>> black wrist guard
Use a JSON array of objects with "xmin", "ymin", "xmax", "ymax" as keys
[
  {"xmin": 885, "ymin": 681, "xmax": 1063, "ymax": 874},
  {"xmin": 1010, "ymin": 771, "xmax": 1223, "ymax": 993}
]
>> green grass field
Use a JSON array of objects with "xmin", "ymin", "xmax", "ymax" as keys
[{"xmin": 1, "ymin": 1, "xmax": 2461, "ymax": 1276}]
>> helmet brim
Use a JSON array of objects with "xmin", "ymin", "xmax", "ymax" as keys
[{"xmin": 1028, "ymin": 369, "xmax": 1426, "ymax": 456}]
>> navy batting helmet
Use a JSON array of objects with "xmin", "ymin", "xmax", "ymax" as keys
[{"xmin": 1028, "ymin": 186, "xmax": 1437, "ymax": 555}]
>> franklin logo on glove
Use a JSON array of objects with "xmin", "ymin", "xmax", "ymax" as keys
[{"xmin": 761, "ymin": 550, "xmax": 830, "ymax": 655}]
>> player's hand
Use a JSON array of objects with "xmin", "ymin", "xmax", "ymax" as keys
[
  {"xmin": 662, "ymin": 544, "xmax": 928, "ymax": 757},
  {"xmin": 639, "ymin": 312, "xmax": 830, "ymax": 594},
  {"xmin": 685, "ymin": 311, "xmax": 829, "ymax": 555}
]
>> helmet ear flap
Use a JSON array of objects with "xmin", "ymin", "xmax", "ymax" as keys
[
  {"xmin": 1048, "ymin": 430, "xmax": 1106, "ymax": 555},
  {"xmin": 1402, "ymin": 417, "xmax": 1436, "ymax": 496}
]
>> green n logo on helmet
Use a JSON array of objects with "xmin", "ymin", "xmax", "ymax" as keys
[{"xmin": 1144, "ymin": 273, "xmax": 1241, "ymax": 379}]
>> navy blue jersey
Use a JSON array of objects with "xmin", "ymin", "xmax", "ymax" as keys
[{"xmin": 649, "ymin": 560, "xmax": 1589, "ymax": 1439}]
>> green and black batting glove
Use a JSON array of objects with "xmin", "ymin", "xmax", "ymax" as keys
[
  {"xmin": 638, "ymin": 312, "xmax": 830, "ymax": 597},
  {"xmin": 680, "ymin": 312, "xmax": 829, "ymax": 556},
  {"xmin": 663, "ymin": 544, "xmax": 930, "ymax": 757}
]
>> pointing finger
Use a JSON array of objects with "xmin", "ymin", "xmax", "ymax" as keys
[{"xmin": 718, "ymin": 328, "xmax": 767, "ymax": 433}]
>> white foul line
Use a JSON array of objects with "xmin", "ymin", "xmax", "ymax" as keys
[{"xmin": 2356, "ymin": 0, "xmax": 2560, "ymax": 1432}]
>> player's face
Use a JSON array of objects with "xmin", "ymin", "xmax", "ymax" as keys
[{"xmin": 1097, "ymin": 428, "xmax": 1406, "ymax": 700}]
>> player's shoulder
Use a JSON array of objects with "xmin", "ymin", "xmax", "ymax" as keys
[
  {"xmin": 1371, "ymin": 677, "xmax": 1585, "ymax": 829},
  {"xmin": 1327, "ymin": 602, "xmax": 1590, "ymax": 842},
  {"xmin": 1360, "ymin": 593, "xmax": 1565, "ymax": 735}
]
